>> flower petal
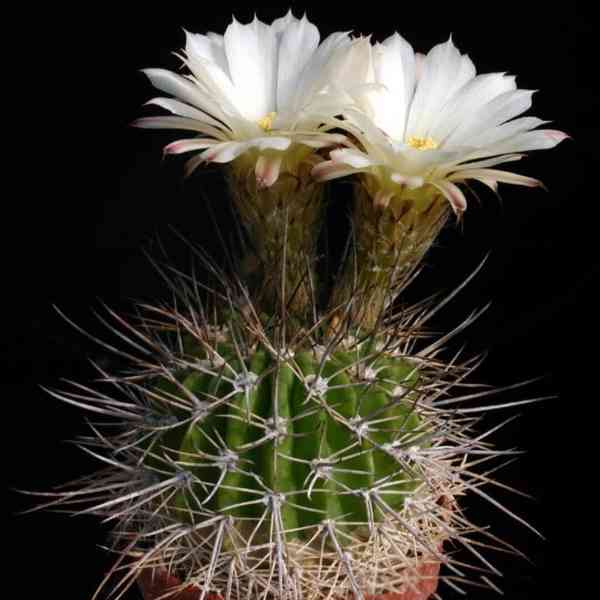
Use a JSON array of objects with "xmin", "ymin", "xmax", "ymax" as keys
[
  {"xmin": 390, "ymin": 173, "xmax": 424, "ymax": 189},
  {"xmin": 479, "ymin": 129, "xmax": 570, "ymax": 155},
  {"xmin": 164, "ymin": 139, "xmax": 217, "ymax": 154},
  {"xmin": 330, "ymin": 148, "xmax": 375, "ymax": 169},
  {"xmin": 432, "ymin": 180, "xmax": 467, "ymax": 215},
  {"xmin": 144, "ymin": 97, "xmax": 225, "ymax": 128},
  {"xmin": 465, "ymin": 117, "xmax": 549, "ymax": 148},
  {"xmin": 255, "ymin": 153, "xmax": 284, "ymax": 188},
  {"xmin": 141, "ymin": 68, "xmax": 228, "ymax": 121},
  {"xmin": 293, "ymin": 31, "xmax": 352, "ymax": 105},
  {"xmin": 251, "ymin": 136, "xmax": 292, "ymax": 152},
  {"xmin": 224, "ymin": 16, "xmax": 277, "ymax": 120},
  {"xmin": 184, "ymin": 29, "xmax": 229, "ymax": 76},
  {"xmin": 276, "ymin": 14, "xmax": 320, "ymax": 109},
  {"xmin": 447, "ymin": 153, "xmax": 525, "ymax": 172},
  {"xmin": 451, "ymin": 168, "xmax": 543, "ymax": 188},
  {"xmin": 431, "ymin": 73, "xmax": 516, "ymax": 142},
  {"xmin": 311, "ymin": 160, "xmax": 363, "ymax": 182},
  {"xmin": 131, "ymin": 116, "xmax": 222, "ymax": 136},
  {"xmin": 201, "ymin": 141, "xmax": 250, "ymax": 163},
  {"xmin": 407, "ymin": 37, "xmax": 476, "ymax": 139},
  {"xmin": 445, "ymin": 89, "xmax": 536, "ymax": 146},
  {"xmin": 367, "ymin": 33, "xmax": 416, "ymax": 140}
]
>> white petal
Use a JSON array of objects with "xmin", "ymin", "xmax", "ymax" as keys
[
  {"xmin": 276, "ymin": 14, "xmax": 320, "ymax": 110},
  {"xmin": 184, "ymin": 30, "xmax": 229, "ymax": 76},
  {"xmin": 414, "ymin": 52, "xmax": 426, "ymax": 82},
  {"xmin": 330, "ymin": 148, "xmax": 375, "ymax": 168},
  {"xmin": 131, "ymin": 116, "xmax": 223, "ymax": 138},
  {"xmin": 407, "ymin": 37, "xmax": 474, "ymax": 139},
  {"xmin": 251, "ymin": 136, "xmax": 292, "ymax": 152},
  {"xmin": 224, "ymin": 17, "xmax": 277, "ymax": 120},
  {"xmin": 430, "ymin": 73, "xmax": 516, "ymax": 142},
  {"xmin": 305, "ymin": 37, "xmax": 371, "ymax": 110},
  {"xmin": 292, "ymin": 133, "xmax": 348, "ymax": 148},
  {"xmin": 432, "ymin": 180, "xmax": 467, "ymax": 215},
  {"xmin": 271, "ymin": 9, "xmax": 295, "ymax": 32},
  {"xmin": 144, "ymin": 97, "xmax": 224, "ymax": 127},
  {"xmin": 445, "ymin": 89, "xmax": 535, "ymax": 146},
  {"xmin": 181, "ymin": 56, "xmax": 241, "ymax": 119},
  {"xmin": 311, "ymin": 160, "xmax": 362, "ymax": 182},
  {"xmin": 451, "ymin": 168, "xmax": 543, "ymax": 188},
  {"xmin": 293, "ymin": 31, "xmax": 351, "ymax": 104},
  {"xmin": 340, "ymin": 107, "xmax": 392, "ymax": 151},
  {"xmin": 395, "ymin": 147, "xmax": 472, "ymax": 177},
  {"xmin": 480, "ymin": 129, "xmax": 570, "ymax": 155},
  {"xmin": 367, "ymin": 33, "xmax": 416, "ymax": 140},
  {"xmin": 448, "ymin": 153, "xmax": 525, "ymax": 171},
  {"xmin": 465, "ymin": 117, "xmax": 548, "ymax": 148},
  {"xmin": 141, "ymin": 68, "xmax": 228, "ymax": 122},
  {"xmin": 201, "ymin": 141, "xmax": 250, "ymax": 163},
  {"xmin": 390, "ymin": 173, "xmax": 424, "ymax": 189}
]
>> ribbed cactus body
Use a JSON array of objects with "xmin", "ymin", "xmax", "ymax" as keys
[{"xmin": 148, "ymin": 336, "xmax": 423, "ymax": 547}]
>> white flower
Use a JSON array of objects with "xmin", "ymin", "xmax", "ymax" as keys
[
  {"xmin": 133, "ymin": 12, "xmax": 371, "ymax": 187},
  {"xmin": 313, "ymin": 35, "xmax": 569, "ymax": 214}
]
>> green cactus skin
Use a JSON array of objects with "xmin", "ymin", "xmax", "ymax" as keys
[
  {"xmin": 147, "ymin": 338, "xmax": 424, "ymax": 547},
  {"xmin": 41, "ymin": 291, "xmax": 522, "ymax": 599}
]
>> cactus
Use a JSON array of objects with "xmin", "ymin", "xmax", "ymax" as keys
[
  {"xmin": 39, "ymin": 266, "xmax": 531, "ymax": 599},
  {"xmin": 29, "ymin": 10, "xmax": 569, "ymax": 600}
]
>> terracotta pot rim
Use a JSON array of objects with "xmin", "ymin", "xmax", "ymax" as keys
[{"xmin": 137, "ymin": 554, "xmax": 442, "ymax": 600}]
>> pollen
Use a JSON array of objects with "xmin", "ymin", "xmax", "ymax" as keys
[
  {"xmin": 406, "ymin": 136, "xmax": 439, "ymax": 151},
  {"xmin": 257, "ymin": 112, "xmax": 277, "ymax": 131}
]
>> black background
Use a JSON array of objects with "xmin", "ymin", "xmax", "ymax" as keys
[{"xmin": 5, "ymin": 2, "xmax": 595, "ymax": 599}]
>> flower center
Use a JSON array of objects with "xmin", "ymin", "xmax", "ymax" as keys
[
  {"xmin": 257, "ymin": 112, "xmax": 277, "ymax": 132},
  {"xmin": 406, "ymin": 136, "xmax": 439, "ymax": 151}
]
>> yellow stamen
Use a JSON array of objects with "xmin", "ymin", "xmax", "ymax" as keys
[
  {"xmin": 257, "ymin": 112, "xmax": 277, "ymax": 132},
  {"xmin": 406, "ymin": 136, "xmax": 439, "ymax": 151}
]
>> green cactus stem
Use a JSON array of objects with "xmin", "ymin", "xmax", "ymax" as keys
[{"xmin": 147, "ymin": 336, "xmax": 424, "ymax": 543}]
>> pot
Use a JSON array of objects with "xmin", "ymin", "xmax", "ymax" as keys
[{"xmin": 138, "ymin": 556, "xmax": 441, "ymax": 600}]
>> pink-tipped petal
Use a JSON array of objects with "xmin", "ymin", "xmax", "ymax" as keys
[
  {"xmin": 543, "ymin": 129, "xmax": 571, "ymax": 143},
  {"xmin": 201, "ymin": 141, "xmax": 249, "ymax": 163},
  {"xmin": 432, "ymin": 180, "xmax": 467, "ymax": 215},
  {"xmin": 164, "ymin": 139, "xmax": 216, "ymax": 155},
  {"xmin": 255, "ymin": 154, "xmax": 283, "ymax": 188}
]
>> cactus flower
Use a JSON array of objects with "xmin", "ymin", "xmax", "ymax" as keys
[
  {"xmin": 314, "ymin": 35, "xmax": 569, "ymax": 213},
  {"xmin": 133, "ymin": 11, "xmax": 371, "ymax": 188}
]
